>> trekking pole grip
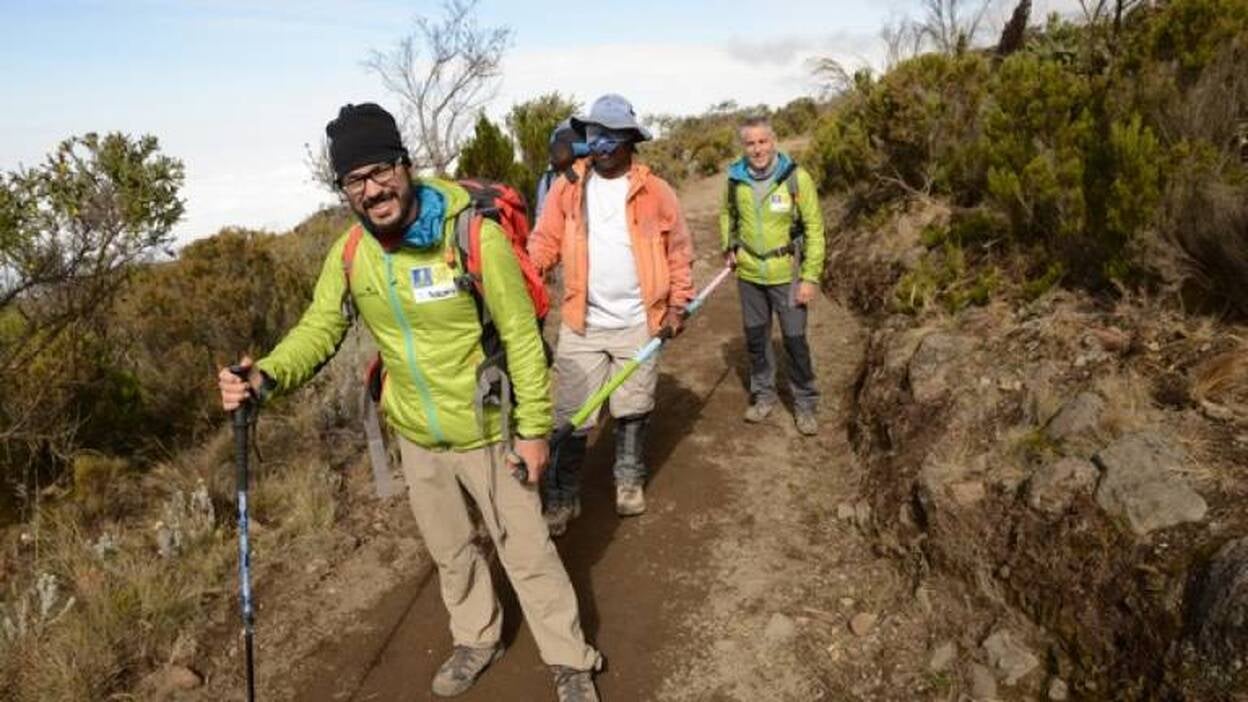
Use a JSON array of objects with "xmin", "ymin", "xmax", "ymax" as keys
[{"xmin": 228, "ymin": 365, "xmax": 256, "ymax": 426}]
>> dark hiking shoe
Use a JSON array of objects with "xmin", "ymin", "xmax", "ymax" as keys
[
  {"xmin": 431, "ymin": 643, "xmax": 504, "ymax": 697},
  {"xmin": 544, "ymin": 499, "xmax": 581, "ymax": 538},
  {"xmin": 795, "ymin": 410, "xmax": 819, "ymax": 436},
  {"xmin": 743, "ymin": 399, "xmax": 776, "ymax": 423},
  {"xmin": 615, "ymin": 482, "xmax": 645, "ymax": 516},
  {"xmin": 552, "ymin": 665, "xmax": 600, "ymax": 702}
]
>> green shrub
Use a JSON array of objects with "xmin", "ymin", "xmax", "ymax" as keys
[
  {"xmin": 773, "ymin": 97, "xmax": 819, "ymax": 138},
  {"xmin": 808, "ymin": 1, "xmax": 1248, "ymax": 301},
  {"xmin": 455, "ymin": 113, "xmax": 523, "ymax": 185},
  {"xmin": 506, "ymin": 93, "xmax": 578, "ymax": 206}
]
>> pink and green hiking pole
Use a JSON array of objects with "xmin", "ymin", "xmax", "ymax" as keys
[{"xmin": 547, "ymin": 264, "xmax": 735, "ymax": 453}]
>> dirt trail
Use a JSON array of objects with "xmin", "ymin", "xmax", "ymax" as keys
[{"xmin": 287, "ymin": 168, "xmax": 879, "ymax": 701}]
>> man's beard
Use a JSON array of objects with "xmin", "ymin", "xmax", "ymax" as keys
[{"xmin": 356, "ymin": 188, "xmax": 412, "ymax": 240}]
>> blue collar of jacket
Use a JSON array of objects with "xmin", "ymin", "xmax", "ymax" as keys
[
  {"xmin": 360, "ymin": 181, "xmax": 451, "ymax": 251},
  {"xmin": 401, "ymin": 184, "xmax": 447, "ymax": 249},
  {"xmin": 727, "ymin": 152, "xmax": 795, "ymax": 185}
]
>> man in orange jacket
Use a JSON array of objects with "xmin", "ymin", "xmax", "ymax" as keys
[{"xmin": 528, "ymin": 94, "xmax": 695, "ymax": 536}]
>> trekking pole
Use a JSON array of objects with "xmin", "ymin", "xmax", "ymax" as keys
[
  {"xmin": 547, "ymin": 264, "xmax": 735, "ymax": 453},
  {"xmin": 228, "ymin": 366, "xmax": 257, "ymax": 702}
]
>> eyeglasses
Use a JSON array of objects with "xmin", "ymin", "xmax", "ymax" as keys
[{"xmin": 339, "ymin": 160, "xmax": 403, "ymax": 197}]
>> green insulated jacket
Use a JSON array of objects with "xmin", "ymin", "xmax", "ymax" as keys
[
  {"xmin": 256, "ymin": 178, "xmax": 552, "ymax": 451},
  {"xmin": 718, "ymin": 153, "xmax": 826, "ymax": 286}
]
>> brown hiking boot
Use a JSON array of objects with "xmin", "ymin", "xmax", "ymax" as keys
[
  {"xmin": 552, "ymin": 665, "xmax": 600, "ymax": 702},
  {"xmin": 795, "ymin": 410, "xmax": 819, "ymax": 436},
  {"xmin": 431, "ymin": 643, "xmax": 504, "ymax": 696},
  {"xmin": 743, "ymin": 399, "xmax": 776, "ymax": 423},
  {"xmin": 615, "ymin": 482, "xmax": 645, "ymax": 516}
]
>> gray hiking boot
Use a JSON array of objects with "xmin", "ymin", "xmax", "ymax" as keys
[
  {"xmin": 544, "ymin": 499, "xmax": 581, "ymax": 538},
  {"xmin": 552, "ymin": 665, "xmax": 600, "ymax": 702},
  {"xmin": 431, "ymin": 643, "xmax": 504, "ymax": 697},
  {"xmin": 615, "ymin": 482, "xmax": 645, "ymax": 516},
  {"xmin": 795, "ymin": 410, "xmax": 819, "ymax": 436},
  {"xmin": 743, "ymin": 399, "xmax": 776, "ymax": 423}
]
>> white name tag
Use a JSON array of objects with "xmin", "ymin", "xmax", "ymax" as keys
[
  {"xmin": 409, "ymin": 265, "xmax": 460, "ymax": 304},
  {"xmin": 769, "ymin": 192, "xmax": 791, "ymax": 212}
]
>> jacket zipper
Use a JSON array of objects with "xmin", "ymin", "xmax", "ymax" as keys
[{"xmin": 383, "ymin": 252, "xmax": 447, "ymax": 444}]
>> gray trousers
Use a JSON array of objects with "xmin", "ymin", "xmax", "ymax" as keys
[{"xmin": 738, "ymin": 279, "xmax": 818, "ymax": 412}]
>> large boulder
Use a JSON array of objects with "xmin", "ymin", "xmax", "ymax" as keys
[
  {"xmin": 908, "ymin": 333, "xmax": 975, "ymax": 404},
  {"xmin": 1093, "ymin": 432, "xmax": 1207, "ymax": 535}
]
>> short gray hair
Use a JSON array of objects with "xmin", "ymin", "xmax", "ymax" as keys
[{"xmin": 738, "ymin": 115, "xmax": 775, "ymax": 140}]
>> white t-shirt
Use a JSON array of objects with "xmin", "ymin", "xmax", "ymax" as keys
[{"xmin": 585, "ymin": 172, "xmax": 645, "ymax": 329}]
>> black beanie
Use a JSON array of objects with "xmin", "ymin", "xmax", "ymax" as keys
[{"xmin": 326, "ymin": 103, "xmax": 409, "ymax": 182}]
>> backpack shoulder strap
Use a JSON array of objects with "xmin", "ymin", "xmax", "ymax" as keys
[
  {"xmin": 726, "ymin": 178, "xmax": 741, "ymax": 246},
  {"xmin": 784, "ymin": 164, "xmax": 804, "ymax": 229},
  {"xmin": 342, "ymin": 224, "xmax": 365, "ymax": 284},
  {"xmin": 340, "ymin": 224, "xmax": 366, "ymax": 321}
]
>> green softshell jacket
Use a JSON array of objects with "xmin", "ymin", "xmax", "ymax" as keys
[
  {"xmin": 255, "ymin": 178, "xmax": 552, "ymax": 451},
  {"xmin": 718, "ymin": 154, "xmax": 826, "ymax": 286}
]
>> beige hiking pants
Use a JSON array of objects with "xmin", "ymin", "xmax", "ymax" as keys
[
  {"xmin": 398, "ymin": 437, "xmax": 600, "ymax": 670},
  {"xmin": 553, "ymin": 322, "xmax": 660, "ymax": 427}
]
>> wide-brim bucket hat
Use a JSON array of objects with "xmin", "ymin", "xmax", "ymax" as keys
[{"xmin": 571, "ymin": 94, "xmax": 653, "ymax": 143}]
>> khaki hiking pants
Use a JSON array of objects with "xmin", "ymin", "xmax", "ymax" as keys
[
  {"xmin": 398, "ymin": 437, "xmax": 600, "ymax": 670},
  {"xmin": 553, "ymin": 321, "xmax": 660, "ymax": 427}
]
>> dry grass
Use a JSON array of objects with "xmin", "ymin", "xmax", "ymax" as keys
[
  {"xmin": 1093, "ymin": 370, "xmax": 1158, "ymax": 439},
  {"xmin": 0, "ymin": 508, "xmax": 229, "ymax": 701},
  {"xmin": 0, "ymin": 391, "xmax": 352, "ymax": 701},
  {"xmin": 1191, "ymin": 342, "xmax": 1248, "ymax": 411}
]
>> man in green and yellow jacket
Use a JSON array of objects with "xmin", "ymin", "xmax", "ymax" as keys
[
  {"xmin": 720, "ymin": 115, "xmax": 825, "ymax": 436},
  {"xmin": 217, "ymin": 104, "xmax": 601, "ymax": 701}
]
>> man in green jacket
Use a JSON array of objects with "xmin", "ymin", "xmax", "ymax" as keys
[
  {"xmin": 720, "ymin": 115, "xmax": 825, "ymax": 436},
  {"xmin": 217, "ymin": 103, "xmax": 601, "ymax": 701}
]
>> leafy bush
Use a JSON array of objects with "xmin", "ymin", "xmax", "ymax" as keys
[
  {"xmin": 772, "ymin": 97, "xmax": 820, "ymax": 138},
  {"xmin": 640, "ymin": 102, "xmax": 784, "ymax": 185},
  {"xmin": 506, "ymin": 93, "xmax": 578, "ymax": 206},
  {"xmin": 455, "ymin": 113, "xmax": 523, "ymax": 185}
]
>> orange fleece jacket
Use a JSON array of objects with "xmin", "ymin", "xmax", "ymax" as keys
[{"xmin": 528, "ymin": 160, "xmax": 695, "ymax": 336}]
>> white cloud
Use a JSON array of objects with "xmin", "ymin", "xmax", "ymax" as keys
[
  {"xmin": 175, "ymin": 163, "xmax": 335, "ymax": 247},
  {"xmin": 494, "ymin": 35, "xmax": 882, "ymax": 122}
]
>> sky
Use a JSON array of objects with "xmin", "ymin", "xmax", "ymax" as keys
[{"xmin": 0, "ymin": 0, "xmax": 1079, "ymax": 245}]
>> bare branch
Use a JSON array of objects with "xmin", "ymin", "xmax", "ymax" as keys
[
  {"xmin": 881, "ymin": 15, "xmax": 928, "ymax": 67},
  {"xmin": 363, "ymin": 0, "xmax": 511, "ymax": 175},
  {"xmin": 918, "ymin": 0, "xmax": 995, "ymax": 54}
]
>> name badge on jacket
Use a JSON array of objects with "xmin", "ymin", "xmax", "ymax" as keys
[
  {"xmin": 769, "ymin": 192, "xmax": 791, "ymax": 213},
  {"xmin": 409, "ymin": 265, "xmax": 459, "ymax": 304}
]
